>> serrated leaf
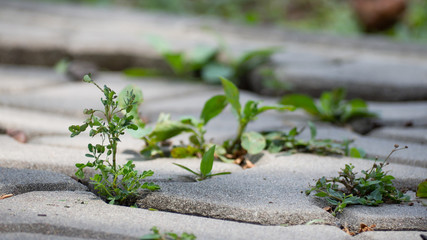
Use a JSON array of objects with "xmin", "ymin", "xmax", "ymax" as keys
[
  {"xmin": 200, "ymin": 95, "xmax": 228, "ymax": 125},
  {"xmin": 241, "ymin": 131, "xmax": 266, "ymax": 155}
]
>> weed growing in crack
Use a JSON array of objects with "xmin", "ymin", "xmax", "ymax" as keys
[
  {"xmin": 306, "ymin": 144, "xmax": 410, "ymax": 216},
  {"xmin": 141, "ymin": 226, "xmax": 196, "ymax": 240},
  {"xmin": 173, "ymin": 145, "xmax": 231, "ymax": 181},
  {"xmin": 263, "ymin": 121, "xmax": 359, "ymax": 157},
  {"xmin": 280, "ymin": 88, "xmax": 377, "ymax": 124},
  {"xmin": 69, "ymin": 74, "xmax": 160, "ymax": 205},
  {"xmin": 219, "ymin": 77, "xmax": 295, "ymax": 162}
]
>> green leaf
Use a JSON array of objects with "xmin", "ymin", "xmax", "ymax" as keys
[
  {"xmin": 173, "ymin": 163, "xmax": 200, "ymax": 176},
  {"xmin": 349, "ymin": 147, "xmax": 366, "ymax": 158},
  {"xmin": 308, "ymin": 121, "xmax": 317, "ymax": 140},
  {"xmin": 280, "ymin": 94, "xmax": 319, "ymax": 115},
  {"xmin": 83, "ymin": 74, "xmax": 92, "ymax": 83},
  {"xmin": 149, "ymin": 121, "xmax": 192, "ymax": 142},
  {"xmin": 416, "ymin": 180, "xmax": 427, "ymax": 198},
  {"xmin": 200, "ymin": 145, "xmax": 216, "ymax": 176},
  {"xmin": 201, "ymin": 63, "xmax": 233, "ymax": 84},
  {"xmin": 145, "ymin": 35, "xmax": 170, "ymax": 53},
  {"xmin": 241, "ymin": 131, "xmax": 266, "ymax": 155},
  {"xmin": 187, "ymin": 45, "xmax": 217, "ymax": 65},
  {"xmin": 220, "ymin": 77, "xmax": 241, "ymax": 118},
  {"xmin": 127, "ymin": 126, "xmax": 152, "ymax": 139},
  {"xmin": 123, "ymin": 68, "xmax": 161, "ymax": 78},
  {"xmin": 200, "ymin": 95, "xmax": 228, "ymax": 125},
  {"xmin": 257, "ymin": 104, "xmax": 295, "ymax": 114},
  {"xmin": 164, "ymin": 52, "xmax": 187, "ymax": 76}
]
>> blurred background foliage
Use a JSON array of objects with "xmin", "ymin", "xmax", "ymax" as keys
[{"xmin": 48, "ymin": 0, "xmax": 427, "ymax": 43}]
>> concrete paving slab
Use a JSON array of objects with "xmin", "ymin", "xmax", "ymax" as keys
[
  {"xmin": 0, "ymin": 71, "xmax": 214, "ymax": 117},
  {"xmin": 355, "ymin": 231, "xmax": 427, "ymax": 240},
  {"xmin": 338, "ymin": 204, "xmax": 427, "ymax": 232},
  {"xmin": 0, "ymin": 65, "xmax": 67, "ymax": 94},
  {"xmin": 0, "ymin": 167, "xmax": 87, "ymax": 195},
  {"xmin": 369, "ymin": 101, "xmax": 427, "ymax": 127},
  {"xmin": 0, "ymin": 106, "xmax": 82, "ymax": 137},
  {"xmin": 293, "ymin": 124, "xmax": 427, "ymax": 168},
  {"xmin": 0, "ymin": 191, "xmax": 351, "ymax": 240},
  {"xmin": 368, "ymin": 127, "xmax": 427, "ymax": 144},
  {"xmin": 137, "ymin": 164, "xmax": 336, "ymax": 226},
  {"xmin": 137, "ymin": 153, "xmax": 426, "ymax": 227},
  {"xmin": 1, "ymin": 233, "xmax": 94, "ymax": 240},
  {"xmin": 257, "ymin": 154, "xmax": 427, "ymax": 192},
  {"xmin": 274, "ymin": 60, "xmax": 427, "ymax": 101}
]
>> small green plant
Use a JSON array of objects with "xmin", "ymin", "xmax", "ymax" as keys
[
  {"xmin": 173, "ymin": 145, "xmax": 231, "ymax": 181},
  {"xmin": 306, "ymin": 145, "xmax": 410, "ymax": 216},
  {"xmin": 280, "ymin": 88, "xmax": 377, "ymax": 124},
  {"xmin": 141, "ymin": 226, "xmax": 196, "ymax": 240},
  {"xmin": 69, "ymin": 74, "xmax": 160, "ymax": 205},
  {"xmin": 263, "ymin": 122, "xmax": 357, "ymax": 156},
  {"xmin": 125, "ymin": 36, "xmax": 279, "ymax": 87},
  {"xmin": 119, "ymin": 85, "xmax": 228, "ymax": 159},
  {"xmin": 220, "ymin": 77, "xmax": 295, "ymax": 159}
]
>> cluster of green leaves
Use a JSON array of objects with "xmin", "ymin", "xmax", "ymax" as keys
[
  {"xmin": 263, "ymin": 122, "xmax": 360, "ymax": 157},
  {"xmin": 173, "ymin": 145, "xmax": 231, "ymax": 181},
  {"xmin": 69, "ymin": 75, "xmax": 159, "ymax": 205},
  {"xmin": 280, "ymin": 88, "xmax": 377, "ymax": 124},
  {"xmin": 219, "ymin": 77, "xmax": 294, "ymax": 159},
  {"xmin": 306, "ymin": 145, "xmax": 410, "ymax": 216},
  {"xmin": 141, "ymin": 226, "xmax": 196, "ymax": 240},
  {"xmin": 125, "ymin": 36, "xmax": 279, "ymax": 87},
  {"xmin": 119, "ymin": 86, "xmax": 228, "ymax": 159}
]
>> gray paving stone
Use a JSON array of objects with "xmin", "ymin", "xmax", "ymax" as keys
[
  {"xmin": 137, "ymin": 153, "xmax": 426, "ymax": 227},
  {"xmin": 338, "ymin": 204, "xmax": 427, "ymax": 232},
  {"xmin": 293, "ymin": 124, "xmax": 427, "ymax": 168},
  {"xmin": 2, "ymin": 0, "xmax": 427, "ymax": 102},
  {"xmin": 1, "ymin": 233, "xmax": 94, "ymax": 240},
  {"xmin": 369, "ymin": 101, "xmax": 427, "ymax": 127},
  {"xmin": 0, "ymin": 71, "xmax": 214, "ymax": 117},
  {"xmin": 0, "ymin": 191, "xmax": 351, "ymax": 240},
  {"xmin": 368, "ymin": 127, "xmax": 427, "ymax": 144},
  {"xmin": 355, "ymin": 231, "xmax": 427, "ymax": 240},
  {"xmin": 274, "ymin": 59, "xmax": 427, "ymax": 101},
  {"xmin": 0, "ymin": 65, "xmax": 67, "ymax": 94},
  {"xmin": 0, "ymin": 106, "xmax": 82, "ymax": 137},
  {"xmin": 0, "ymin": 167, "xmax": 86, "ymax": 195}
]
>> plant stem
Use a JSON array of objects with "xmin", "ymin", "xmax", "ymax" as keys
[{"xmin": 227, "ymin": 121, "xmax": 247, "ymax": 153}]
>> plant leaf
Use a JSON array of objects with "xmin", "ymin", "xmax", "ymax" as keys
[
  {"xmin": 149, "ymin": 121, "xmax": 192, "ymax": 142},
  {"xmin": 308, "ymin": 121, "xmax": 317, "ymax": 140},
  {"xmin": 173, "ymin": 163, "xmax": 200, "ymax": 176},
  {"xmin": 280, "ymin": 94, "xmax": 319, "ymax": 115},
  {"xmin": 416, "ymin": 180, "xmax": 427, "ymax": 198},
  {"xmin": 202, "ymin": 63, "xmax": 233, "ymax": 84},
  {"xmin": 200, "ymin": 95, "xmax": 228, "ymax": 125},
  {"xmin": 241, "ymin": 131, "xmax": 266, "ymax": 155},
  {"xmin": 220, "ymin": 77, "xmax": 241, "ymax": 118},
  {"xmin": 200, "ymin": 145, "xmax": 216, "ymax": 176}
]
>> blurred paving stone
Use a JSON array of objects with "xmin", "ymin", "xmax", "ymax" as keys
[
  {"xmin": 338, "ymin": 204, "xmax": 427, "ymax": 232},
  {"xmin": 355, "ymin": 231, "xmax": 427, "ymax": 240},
  {"xmin": 0, "ymin": 106, "xmax": 82, "ymax": 137},
  {"xmin": 274, "ymin": 60, "xmax": 427, "ymax": 101},
  {"xmin": 369, "ymin": 101, "xmax": 427, "ymax": 127},
  {"xmin": 1, "ymin": 233, "xmax": 95, "ymax": 240},
  {"xmin": 368, "ymin": 127, "xmax": 427, "ymax": 144},
  {"xmin": 137, "ymin": 154, "xmax": 425, "ymax": 226},
  {"xmin": 0, "ymin": 191, "xmax": 351, "ymax": 240},
  {"xmin": 1, "ymin": 1, "xmax": 427, "ymax": 101},
  {"xmin": 0, "ymin": 65, "xmax": 67, "ymax": 94},
  {"xmin": 0, "ymin": 167, "xmax": 87, "ymax": 195},
  {"xmin": 0, "ymin": 71, "xmax": 215, "ymax": 117},
  {"xmin": 293, "ymin": 124, "xmax": 427, "ymax": 168}
]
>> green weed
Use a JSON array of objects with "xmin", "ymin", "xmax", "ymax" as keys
[
  {"xmin": 306, "ymin": 145, "xmax": 410, "ymax": 216},
  {"xmin": 69, "ymin": 75, "xmax": 159, "ymax": 205},
  {"xmin": 141, "ymin": 226, "xmax": 196, "ymax": 240},
  {"xmin": 280, "ymin": 88, "xmax": 377, "ymax": 124}
]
